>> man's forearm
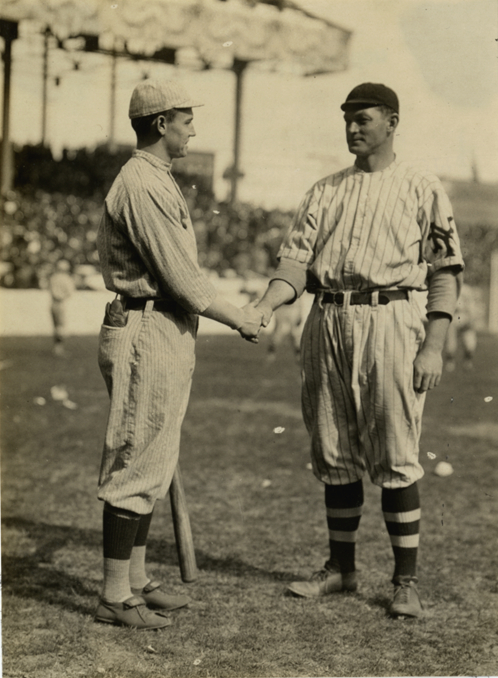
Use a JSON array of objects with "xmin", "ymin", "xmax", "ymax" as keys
[
  {"xmin": 199, "ymin": 294, "xmax": 243, "ymax": 330},
  {"xmin": 259, "ymin": 280, "xmax": 297, "ymax": 311},
  {"xmin": 255, "ymin": 279, "xmax": 297, "ymax": 327},
  {"xmin": 423, "ymin": 311, "xmax": 452, "ymax": 352}
]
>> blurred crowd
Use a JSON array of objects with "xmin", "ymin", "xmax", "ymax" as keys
[
  {"xmin": 0, "ymin": 144, "xmax": 295, "ymax": 290},
  {"xmin": 0, "ymin": 187, "xmax": 295, "ymax": 290},
  {"xmin": 1, "ymin": 190, "xmax": 102, "ymax": 290},
  {"xmin": 1, "ymin": 144, "xmax": 496, "ymax": 292}
]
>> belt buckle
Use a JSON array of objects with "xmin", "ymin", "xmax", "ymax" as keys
[{"xmin": 333, "ymin": 292, "xmax": 344, "ymax": 306}]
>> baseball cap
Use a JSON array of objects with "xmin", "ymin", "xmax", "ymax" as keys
[
  {"xmin": 340, "ymin": 83, "xmax": 399, "ymax": 114},
  {"xmin": 129, "ymin": 79, "xmax": 204, "ymax": 119}
]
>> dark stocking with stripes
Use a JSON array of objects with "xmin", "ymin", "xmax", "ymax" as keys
[
  {"xmin": 382, "ymin": 482, "xmax": 420, "ymax": 583},
  {"xmin": 325, "ymin": 480, "xmax": 364, "ymax": 574}
]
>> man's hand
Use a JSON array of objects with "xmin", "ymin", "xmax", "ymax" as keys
[
  {"xmin": 413, "ymin": 311, "xmax": 452, "ymax": 393},
  {"xmin": 413, "ymin": 346, "xmax": 443, "ymax": 393},
  {"xmin": 256, "ymin": 299, "xmax": 273, "ymax": 328},
  {"xmin": 238, "ymin": 300, "xmax": 264, "ymax": 343}
]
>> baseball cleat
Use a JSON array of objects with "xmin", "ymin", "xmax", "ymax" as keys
[
  {"xmin": 389, "ymin": 576, "xmax": 424, "ymax": 618},
  {"xmin": 131, "ymin": 580, "xmax": 191, "ymax": 612},
  {"xmin": 287, "ymin": 569, "xmax": 357, "ymax": 598},
  {"xmin": 94, "ymin": 595, "xmax": 172, "ymax": 629}
]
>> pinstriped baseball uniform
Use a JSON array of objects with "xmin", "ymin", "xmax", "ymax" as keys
[
  {"xmin": 272, "ymin": 159, "xmax": 464, "ymax": 489},
  {"xmin": 97, "ymin": 150, "xmax": 217, "ymax": 514}
]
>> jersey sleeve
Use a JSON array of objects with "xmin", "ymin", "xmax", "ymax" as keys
[
  {"xmin": 269, "ymin": 186, "xmax": 321, "ymax": 299},
  {"xmin": 418, "ymin": 181, "xmax": 465, "ymax": 275},
  {"xmin": 123, "ymin": 183, "xmax": 216, "ymax": 314},
  {"xmin": 277, "ymin": 186, "xmax": 320, "ymax": 265}
]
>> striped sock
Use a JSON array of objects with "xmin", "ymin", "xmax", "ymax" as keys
[
  {"xmin": 325, "ymin": 480, "xmax": 363, "ymax": 574},
  {"xmin": 382, "ymin": 483, "xmax": 420, "ymax": 581},
  {"xmin": 129, "ymin": 511, "xmax": 154, "ymax": 591},
  {"xmin": 102, "ymin": 503, "xmax": 140, "ymax": 603}
]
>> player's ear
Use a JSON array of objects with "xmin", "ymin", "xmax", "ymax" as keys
[
  {"xmin": 154, "ymin": 114, "xmax": 168, "ymax": 137},
  {"xmin": 387, "ymin": 113, "xmax": 399, "ymax": 133}
]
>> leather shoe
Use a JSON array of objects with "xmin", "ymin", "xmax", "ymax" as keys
[
  {"xmin": 94, "ymin": 595, "xmax": 172, "ymax": 629},
  {"xmin": 389, "ymin": 576, "xmax": 424, "ymax": 618},
  {"xmin": 288, "ymin": 569, "xmax": 357, "ymax": 598},
  {"xmin": 131, "ymin": 580, "xmax": 191, "ymax": 611}
]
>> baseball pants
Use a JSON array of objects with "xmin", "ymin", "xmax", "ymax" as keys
[
  {"xmin": 98, "ymin": 301, "xmax": 197, "ymax": 514},
  {"xmin": 301, "ymin": 291, "xmax": 426, "ymax": 489}
]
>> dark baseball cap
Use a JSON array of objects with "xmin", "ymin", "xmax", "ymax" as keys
[{"xmin": 340, "ymin": 83, "xmax": 399, "ymax": 114}]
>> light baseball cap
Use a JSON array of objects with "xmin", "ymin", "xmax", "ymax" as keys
[
  {"xmin": 129, "ymin": 79, "xmax": 204, "ymax": 119},
  {"xmin": 340, "ymin": 83, "xmax": 399, "ymax": 114}
]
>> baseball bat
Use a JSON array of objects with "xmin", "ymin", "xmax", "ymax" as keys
[{"xmin": 169, "ymin": 464, "xmax": 198, "ymax": 582}]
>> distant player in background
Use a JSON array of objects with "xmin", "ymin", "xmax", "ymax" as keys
[
  {"xmin": 444, "ymin": 283, "xmax": 477, "ymax": 371},
  {"xmin": 256, "ymin": 83, "xmax": 464, "ymax": 619},
  {"xmin": 267, "ymin": 300, "xmax": 304, "ymax": 361},
  {"xmin": 48, "ymin": 259, "xmax": 75, "ymax": 356}
]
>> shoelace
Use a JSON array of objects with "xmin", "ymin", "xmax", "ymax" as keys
[
  {"xmin": 310, "ymin": 569, "xmax": 338, "ymax": 582},
  {"xmin": 394, "ymin": 581, "xmax": 412, "ymax": 604}
]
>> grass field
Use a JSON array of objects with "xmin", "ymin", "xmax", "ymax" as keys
[{"xmin": 1, "ymin": 331, "xmax": 498, "ymax": 678}]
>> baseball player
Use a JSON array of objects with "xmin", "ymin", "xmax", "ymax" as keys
[
  {"xmin": 48, "ymin": 259, "xmax": 75, "ymax": 356},
  {"xmin": 95, "ymin": 79, "xmax": 263, "ymax": 629},
  {"xmin": 257, "ymin": 83, "xmax": 464, "ymax": 618}
]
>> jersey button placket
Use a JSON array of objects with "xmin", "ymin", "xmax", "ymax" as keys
[{"xmin": 344, "ymin": 173, "xmax": 369, "ymax": 289}]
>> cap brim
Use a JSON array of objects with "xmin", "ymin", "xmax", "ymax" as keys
[
  {"xmin": 129, "ymin": 101, "xmax": 204, "ymax": 119},
  {"xmin": 340, "ymin": 99, "xmax": 381, "ymax": 111},
  {"xmin": 174, "ymin": 100, "xmax": 204, "ymax": 110}
]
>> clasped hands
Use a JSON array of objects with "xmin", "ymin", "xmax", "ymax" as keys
[{"xmin": 237, "ymin": 299, "xmax": 273, "ymax": 343}]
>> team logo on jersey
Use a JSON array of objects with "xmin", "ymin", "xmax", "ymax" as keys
[{"xmin": 428, "ymin": 218, "xmax": 456, "ymax": 257}]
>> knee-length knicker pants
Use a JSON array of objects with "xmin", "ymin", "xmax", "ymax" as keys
[
  {"xmin": 97, "ymin": 302, "xmax": 197, "ymax": 515},
  {"xmin": 301, "ymin": 291, "xmax": 426, "ymax": 489}
]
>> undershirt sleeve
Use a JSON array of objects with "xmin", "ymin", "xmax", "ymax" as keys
[
  {"xmin": 426, "ymin": 266, "xmax": 462, "ymax": 320},
  {"xmin": 270, "ymin": 258, "xmax": 308, "ymax": 302}
]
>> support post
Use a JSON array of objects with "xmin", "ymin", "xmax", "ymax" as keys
[
  {"xmin": 0, "ymin": 19, "xmax": 18, "ymax": 196},
  {"xmin": 41, "ymin": 27, "xmax": 50, "ymax": 147},
  {"xmin": 230, "ymin": 58, "xmax": 247, "ymax": 205},
  {"xmin": 108, "ymin": 49, "xmax": 117, "ymax": 152}
]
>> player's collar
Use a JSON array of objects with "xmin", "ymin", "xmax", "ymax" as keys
[
  {"xmin": 353, "ymin": 155, "xmax": 398, "ymax": 175},
  {"xmin": 132, "ymin": 149, "xmax": 173, "ymax": 170}
]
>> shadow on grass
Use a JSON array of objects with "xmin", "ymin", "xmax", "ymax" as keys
[
  {"xmin": 2, "ymin": 516, "xmax": 294, "ymax": 615},
  {"xmin": 365, "ymin": 592, "xmax": 391, "ymax": 614},
  {"xmin": 2, "ymin": 554, "xmax": 98, "ymax": 616}
]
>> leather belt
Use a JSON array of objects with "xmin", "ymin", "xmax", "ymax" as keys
[
  {"xmin": 321, "ymin": 290, "xmax": 409, "ymax": 306},
  {"xmin": 122, "ymin": 296, "xmax": 179, "ymax": 313}
]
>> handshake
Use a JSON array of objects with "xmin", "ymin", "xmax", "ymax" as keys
[{"xmin": 237, "ymin": 299, "xmax": 273, "ymax": 343}]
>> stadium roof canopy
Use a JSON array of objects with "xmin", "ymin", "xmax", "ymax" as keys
[{"xmin": 0, "ymin": 0, "xmax": 351, "ymax": 200}]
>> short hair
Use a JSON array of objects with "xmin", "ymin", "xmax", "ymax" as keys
[
  {"xmin": 131, "ymin": 108, "xmax": 179, "ymax": 136},
  {"xmin": 377, "ymin": 105, "xmax": 398, "ymax": 118}
]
